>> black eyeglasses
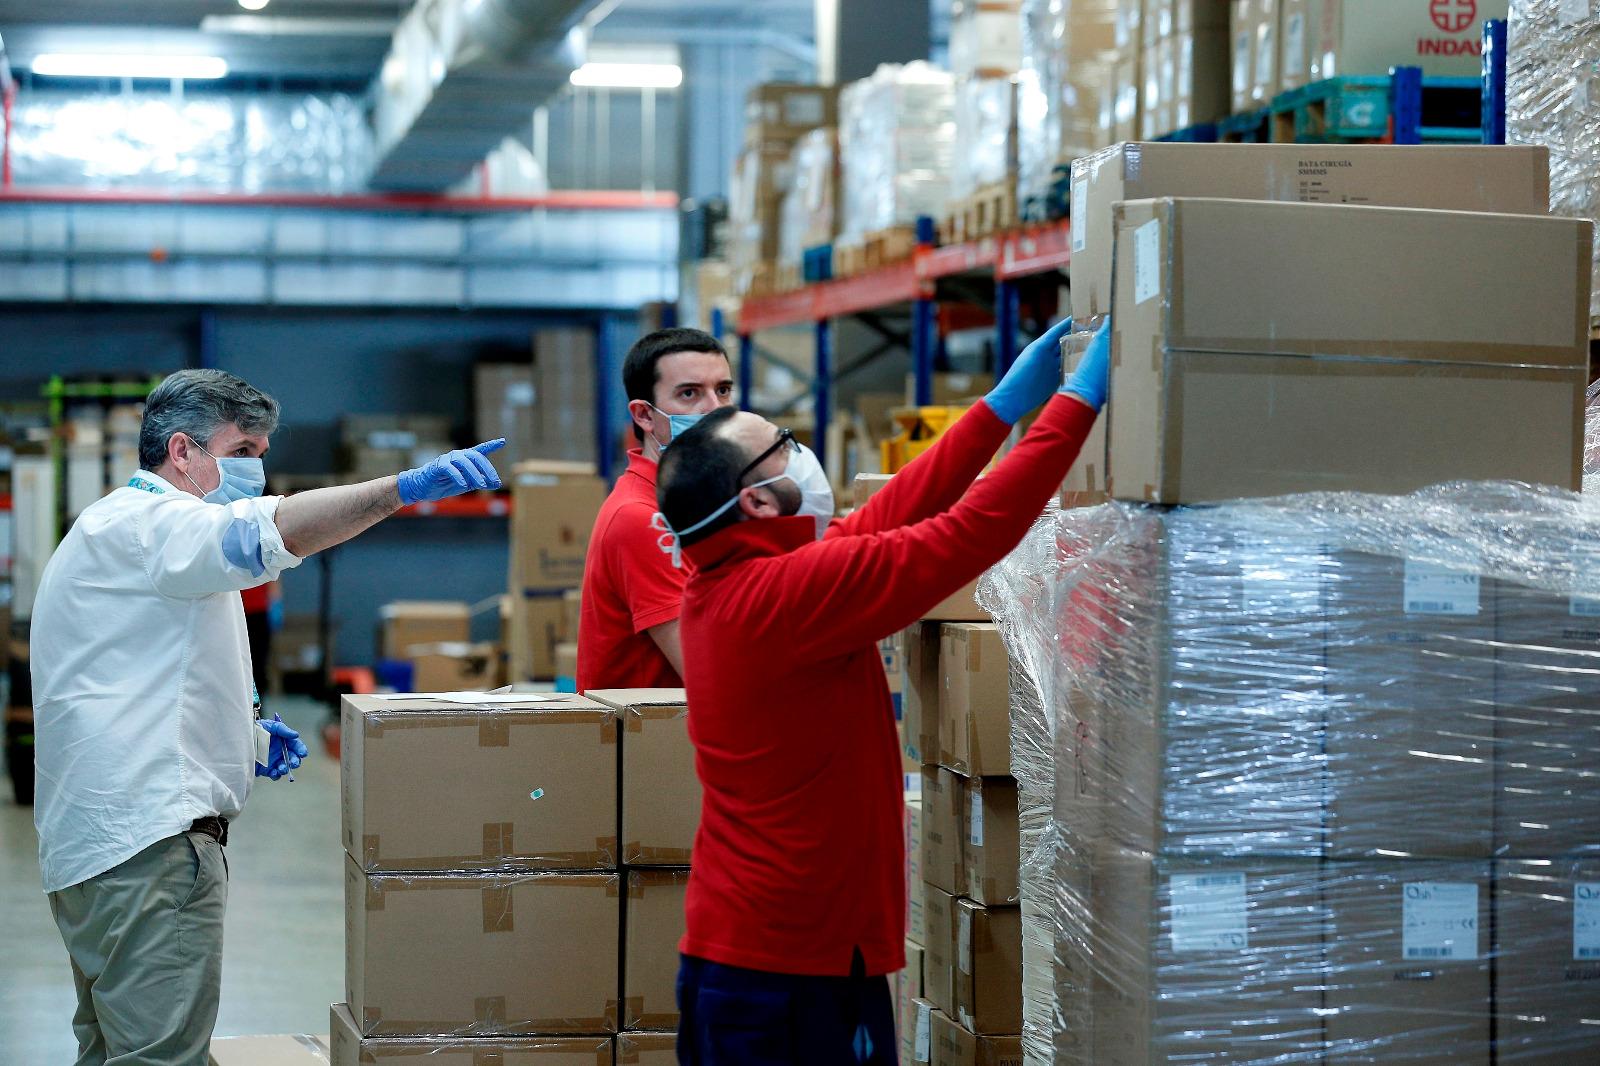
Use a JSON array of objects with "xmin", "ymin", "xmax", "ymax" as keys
[{"xmin": 737, "ymin": 428, "xmax": 800, "ymax": 484}]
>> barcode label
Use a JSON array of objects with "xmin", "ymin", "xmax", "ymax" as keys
[
  {"xmin": 1576, "ymin": 883, "xmax": 1600, "ymax": 960},
  {"xmin": 1404, "ymin": 560, "xmax": 1480, "ymax": 616},
  {"xmin": 914, "ymin": 1001, "xmax": 931, "ymax": 1062},
  {"xmin": 968, "ymin": 790, "xmax": 984, "ymax": 848},
  {"xmin": 1072, "ymin": 180, "xmax": 1088, "ymax": 252},
  {"xmin": 958, "ymin": 906, "xmax": 973, "ymax": 974},
  {"xmin": 1403, "ymin": 882, "xmax": 1479, "ymax": 961},
  {"xmin": 1170, "ymin": 872, "xmax": 1248, "ymax": 953}
]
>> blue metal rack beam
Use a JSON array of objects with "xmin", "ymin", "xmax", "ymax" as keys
[
  {"xmin": 1483, "ymin": 19, "xmax": 1508, "ymax": 146},
  {"xmin": 994, "ymin": 280, "xmax": 1019, "ymax": 378},
  {"xmin": 814, "ymin": 319, "xmax": 832, "ymax": 470},
  {"xmin": 738, "ymin": 331, "xmax": 754, "ymax": 412},
  {"xmin": 1390, "ymin": 66, "xmax": 1424, "ymax": 145}
]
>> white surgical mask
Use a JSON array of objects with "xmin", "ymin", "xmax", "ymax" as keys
[
  {"xmin": 651, "ymin": 442, "xmax": 835, "ymax": 568},
  {"xmin": 183, "ymin": 440, "xmax": 267, "ymax": 505}
]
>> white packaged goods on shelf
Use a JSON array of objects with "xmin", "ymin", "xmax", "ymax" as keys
[
  {"xmin": 1016, "ymin": 0, "xmax": 1120, "ymax": 213},
  {"xmin": 980, "ymin": 483, "xmax": 1600, "ymax": 1065},
  {"xmin": 838, "ymin": 63, "xmax": 955, "ymax": 241},
  {"xmin": 777, "ymin": 128, "xmax": 838, "ymax": 267},
  {"xmin": 950, "ymin": 0, "xmax": 1025, "ymax": 79},
  {"xmin": 953, "ymin": 77, "xmax": 1019, "ymax": 199},
  {"xmin": 1510, "ymin": 0, "xmax": 1600, "ymax": 320}
]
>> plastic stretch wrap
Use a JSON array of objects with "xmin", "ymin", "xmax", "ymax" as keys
[
  {"xmin": 1509, "ymin": 1, "xmax": 1600, "ymax": 320},
  {"xmin": 11, "ymin": 89, "xmax": 372, "ymax": 193},
  {"xmin": 980, "ymin": 482, "xmax": 1600, "ymax": 1064},
  {"xmin": 777, "ymin": 128, "xmax": 837, "ymax": 267},
  {"xmin": 1585, "ymin": 379, "xmax": 1600, "ymax": 494},
  {"xmin": 1016, "ymin": 0, "xmax": 1119, "ymax": 212},
  {"xmin": 837, "ymin": 63, "xmax": 954, "ymax": 241},
  {"xmin": 952, "ymin": 77, "xmax": 1018, "ymax": 200}
]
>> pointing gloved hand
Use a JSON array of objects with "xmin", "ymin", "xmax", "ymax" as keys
[
  {"xmin": 983, "ymin": 317, "xmax": 1078, "ymax": 425},
  {"xmin": 397, "ymin": 439, "xmax": 506, "ymax": 506},
  {"xmin": 1061, "ymin": 318, "xmax": 1112, "ymax": 413},
  {"xmin": 255, "ymin": 715, "xmax": 308, "ymax": 781}
]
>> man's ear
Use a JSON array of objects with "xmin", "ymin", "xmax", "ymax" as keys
[
  {"xmin": 168, "ymin": 432, "xmax": 193, "ymax": 467},
  {"xmin": 736, "ymin": 485, "xmax": 781, "ymax": 522},
  {"xmin": 628, "ymin": 399, "xmax": 657, "ymax": 436}
]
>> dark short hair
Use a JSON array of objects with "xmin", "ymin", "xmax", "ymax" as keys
[
  {"xmin": 138, "ymin": 369, "xmax": 279, "ymax": 470},
  {"xmin": 657, "ymin": 406, "xmax": 750, "ymax": 548},
  {"xmin": 622, "ymin": 327, "xmax": 729, "ymax": 442}
]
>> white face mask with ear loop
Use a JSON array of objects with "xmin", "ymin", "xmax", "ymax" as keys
[{"xmin": 651, "ymin": 442, "xmax": 836, "ymax": 568}]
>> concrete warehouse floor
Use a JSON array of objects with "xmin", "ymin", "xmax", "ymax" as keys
[{"xmin": 0, "ymin": 697, "xmax": 345, "ymax": 1063}]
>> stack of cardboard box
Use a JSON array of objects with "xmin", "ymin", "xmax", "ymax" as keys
[
  {"xmin": 1138, "ymin": 1, "xmax": 1231, "ymax": 139},
  {"xmin": 507, "ymin": 461, "xmax": 606, "ymax": 682},
  {"xmin": 729, "ymin": 83, "xmax": 838, "ymax": 296},
  {"xmin": 339, "ymin": 415, "xmax": 453, "ymax": 484},
  {"xmin": 378, "ymin": 601, "xmax": 504, "ymax": 692}
]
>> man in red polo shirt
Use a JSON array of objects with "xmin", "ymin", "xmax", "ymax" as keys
[
  {"xmin": 576, "ymin": 328, "xmax": 735, "ymax": 690},
  {"xmin": 655, "ymin": 318, "xmax": 1109, "ymax": 1063}
]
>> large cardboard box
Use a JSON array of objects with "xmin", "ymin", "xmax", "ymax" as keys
[
  {"xmin": 328, "ymin": 1003, "xmax": 611, "ymax": 1065},
  {"xmin": 407, "ymin": 641, "xmax": 502, "ymax": 693},
  {"xmin": 930, "ymin": 1013, "xmax": 1023, "ymax": 1066},
  {"xmin": 622, "ymin": 869, "xmax": 689, "ymax": 1031},
  {"xmin": 379, "ymin": 601, "xmax": 470, "ymax": 661},
  {"xmin": 852, "ymin": 475, "xmax": 990, "ymax": 622},
  {"xmin": 509, "ymin": 592, "xmax": 566, "ymax": 682},
  {"xmin": 341, "ymin": 694, "xmax": 617, "ymax": 872},
  {"xmin": 1493, "ymin": 582, "xmax": 1600, "ymax": 856},
  {"xmin": 939, "ymin": 623, "xmax": 1011, "ymax": 777},
  {"xmin": 964, "ymin": 776, "xmax": 1020, "ymax": 905},
  {"xmin": 509, "ymin": 460, "xmax": 606, "ymax": 590},
  {"xmin": 1493, "ymin": 859, "xmax": 1600, "ymax": 1064},
  {"xmin": 922, "ymin": 766, "xmax": 967, "ymax": 898},
  {"xmin": 1105, "ymin": 197, "xmax": 1590, "ymax": 505},
  {"xmin": 1282, "ymin": 0, "xmax": 1510, "ymax": 85},
  {"xmin": 209, "ymin": 1034, "xmax": 330, "ymax": 1066},
  {"xmin": 615, "ymin": 1031, "xmax": 676, "ymax": 1064},
  {"xmin": 474, "ymin": 362, "xmax": 538, "ymax": 467},
  {"xmin": 925, "ymin": 885, "xmax": 959, "ymax": 1017},
  {"xmin": 952, "ymin": 899, "xmax": 1022, "ymax": 1035},
  {"xmin": 344, "ymin": 859, "xmax": 621, "ymax": 1036},
  {"xmin": 903, "ymin": 622, "xmax": 943, "ymax": 765},
  {"xmin": 1321, "ymin": 860, "xmax": 1492, "ymax": 1064},
  {"xmin": 586, "ymin": 689, "xmax": 699, "ymax": 866},
  {"xmin": 1070, "ymin": 142, "xmax": 1551, "ymax": 324}
]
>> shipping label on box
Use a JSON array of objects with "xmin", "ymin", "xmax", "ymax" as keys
[
  {"xmin": 953, "ymin": 899, "xmax": 1023, "ymax": 1036},
  {"xmin": 922, "ymin": 766, "xmax": 966, "ymax": 898},
  {"xmin": 586, "ymin": 689, "xmax": 700, "ymax": 865},
  {"xmin": 964, "ymin": 776, "xmax": 1020, "ymax": 905},
  {"xmin": 1493, "ymin": 860, "xmax": 1600, "ymax": 1064},
  {"xmin": 939, "ymin": 623, "xmax": 1011, "ymax": 777},
  {"xmin": 623, "ymin": 869, "xmax": 690, "ymax": 1031},
  {"xmin": 328, "ymin": 1003, "xmax": 612, "ymax": 1065},
  {"xmin": 343, "ymin": 858, "xmax": 622, "ymax": 1037},
  {"xmin": 341, "ymin": 694, "xmax": 618, "ymax": 873},
  {"xmin": 908, "ymin": 797, "xmax": 927, "ymax": 943}
]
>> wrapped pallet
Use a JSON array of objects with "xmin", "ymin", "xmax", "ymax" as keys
[
  {"xmin": 776, "ymin": 127, "xmax": 839, "ymax": 270},
  {"xmin": 1509, "ymin": 1, "xmax": 1600, "ymax": 321},
  {"xmin": 837, "ymin": 62, "xmax": 956, "ymax": 243},
  {"xmin": 727, "ymin": 143, "xmax": 792, "ymax": 297},
  {"xmin": 953, "ymin": 76, "xmax": 1020, "ymax": 201},
  {"xmin": 1017, "ymin": 0, "xmax": 1121, "ymax": 216}
]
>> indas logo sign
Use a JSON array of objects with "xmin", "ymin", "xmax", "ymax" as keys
[{"xmin": 1431, "ymin": 0, "xmax": 1477, "ymax": 34}]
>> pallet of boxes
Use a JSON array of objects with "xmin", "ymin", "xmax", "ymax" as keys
[
  {"xmin": 334, "ymin": 684, "xmax": 700, "ymax": 1064},
  {"xmin": 982, "ymin": 139, "xmax": 1599, "ymax": 1065}
]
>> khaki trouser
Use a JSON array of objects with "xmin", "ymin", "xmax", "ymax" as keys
[{"xmin": 48, "ymin": 831, "xmax": 229, "ymax": 1066}]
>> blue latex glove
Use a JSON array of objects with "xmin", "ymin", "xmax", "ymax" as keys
[
  {"xmin": 984, "ymin": 317, "xmax": 1078, "ymax": 425},
  {"xmin": 1061, "ymin": 318, "xmax": 1112, "ymax": 412},
  {"xmin": 255, "ymin": 715, "xmax": 308, "ymax": 781},
  {"xmin": 397, "ymin": 439, "xmax": 506, "ymax": 506}
]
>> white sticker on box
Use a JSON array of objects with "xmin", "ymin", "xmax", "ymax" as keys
[
  {"xmin": 969, "ymin": 789, "xmax": 985, "ymax": 848},
  {"xmin": 1071, "ymin": 180, "xmax": 1088, "ymax": 252},
  {"xmin": 959, "ymin": 906, "xmax": 973, "ymax": 974},
  {"xmin": 1133, "ymin": 219, "xmax": 1161, "ymax": 305},
  {"xmin": 1403, "ymin": 882, "xmax": 1480, "ymax": 960},
  {"xmin": 1169, "ymin": 872, "xmax": 1248, "ymax": 953},
  {"xmin": 1576, "ymin": 883, "xmax": 1600, "ymax": 959},
  {"xmin": 1560, "ymin": 0, "xmax": 1591, "ymax": 26},
  {"xmin": 1403, "ymin": 560, "xmax": 1480, "ymax": 616},
  {"xmin": 914, "ymin": 1000, "xmax": 932, "ymax": 1062}
]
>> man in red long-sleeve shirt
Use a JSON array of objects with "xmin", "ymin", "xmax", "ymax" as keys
[{"xmin": 655, "ymin": 318, "xmax": 1110, "ymax": 1064}]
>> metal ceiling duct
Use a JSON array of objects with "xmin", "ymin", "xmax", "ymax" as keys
[{"xmin": 368, "ymin": 0, "xmax": 602, "ymax": 192}]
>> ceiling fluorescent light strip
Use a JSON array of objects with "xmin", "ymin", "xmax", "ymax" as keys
[
  {"xmin": 31, "ymin": 53, "xmax": 230, "ymax": 80},
  {"xmin": 569, "ymin": 62, "xmax": 682, "ymax": 89}
]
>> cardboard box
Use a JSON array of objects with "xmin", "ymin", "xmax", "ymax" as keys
[
  {"xmin": 474, "ymin": 363, "xmax": 538, "ymax": 467},
  {"xmin": 898, "ymin": 940, "xmax": 928, "ymax": 1066},
  {"xmin": 1493, "ymin": 859, "xmax": 1600, "ymax": 1065},
  {"xmin": 622, "ymin": 869, "xmax": 689, "ymax": 1031},
  {"xmin": 508, "ymin": 593, "xmax": 566, "ymax": 682},
  {"xmin": 1284, "ymin": 0, "xmax": 1510, "ymax": 85},
  {"xmin": 561, "ymin": 588, "xmax": 582, "ymax": 644},
  {"xmin": 745, "ymin": 82, "xmax": 836, "ymax": 148},
  {"xmin": 341, "ymin": 693, "xmax": 617, "ymax": 872},
  {"xmin": 344, "ymin": 858, "xmax": 621, "ymax": 1036},
  {"xmin": 852, "ymin": 476, "xmax": 990, "ymax": 622},
  {"xmin": 328, "ymin": 1003, "xmax": 611, "ymax": 1065},
  {"xmin": 964, "ymin": 776, "xmax": 1020, "ymax": 905},
  {"xmin": 907, "ymin": 999, "xmax": 946, "ymax": 1065},
  {"xmin": 615, "ymin": 1031, "xmax": 676, "ymax": 1064},
  {"xmin": 531, "ymin": 329, "xmax": 598, "ymax": 465},
  {"xmin": 1089, "ymin": 852, "xmax": 1328, "ymax": 1066},
  {"xmin": 1322, "ymin": 552, "xmax": 1495, "ymax": 859},
  {"xmin": 1105, "ymin": 197, "xmax": 1590, "ymax": 505},
  {"xmin": 939, "ymin": 623, "xmax": 1011, "ymax": 777},
  {"xmin": 1493, "ymin": 582, "xmax": 1600, "ymax": 856},
  {"xmin": 585, "ymin": 689, "xmax": 700, "ymax": 865},
  {"xmin": 952, "ymin": 899, "xmax": 1022, "ymax": 1035},
  {"xmin": 209, "ymin": 1034, "xmax": 330, "ymax": 1066},
  {"xmin": 1321, "ymin": 860, "xmax": 1492, "ymax": 1064},
  {"xmin": 379, "ymin": 601, "xmax": 469, "ymax": 661},
  {"xmin": 922, "ymin": 766, "xmax": 967, "ymax": 898},
  {"xmin": 930, "ymin": 1013, "xmax": 1023, "ymax": 1066},
  {"xmin": 407, "ymin": 641, "xmax": 502, "ymax": 693},
  {"xmin": 907, "ymin": 796, "xmax": 927, "ymax": 943},
  {"xmin": 1070, "ymin": 142, "xmax": 1552, "ymax": 324},
  {"xmin": 903, "ymin": 622, "xmax": 943, "ymax": 765},
  {"xmin": 924, "ymin": 885, "xmax": 958, "ymax": 1017},
  {"xmin": 509, "ymin": 460, "xmax": 606, "ymax": 589}
]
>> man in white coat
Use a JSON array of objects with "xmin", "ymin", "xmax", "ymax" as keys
[{"xmin": 31, "ymin": 368, "xmax": 504, "ymax": 1066}]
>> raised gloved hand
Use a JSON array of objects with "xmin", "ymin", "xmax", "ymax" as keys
[
  {"xmin": 397, "ymin": 439, "xmax": 506, "ymax": 506},
  {"xmin": 984, "ymin": 317, "xmax": 1077, "ymax": 425},
  {"xmin": 1061, "ymin": 318, "xmax": 1112, "ymax": 413},
  {"xmin": 255, "ymin": 715, "xmax": 308, "ymax": 781}
]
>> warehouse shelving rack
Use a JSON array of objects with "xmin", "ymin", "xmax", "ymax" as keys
[{"xmin": 734, "ymin": 20, "xmax": 1515, "ymax": 471}]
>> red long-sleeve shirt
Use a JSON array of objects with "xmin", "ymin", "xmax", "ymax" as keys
[{"xmin": 676, "ymin": 393, "xmax": 1098, "ymax": 977}]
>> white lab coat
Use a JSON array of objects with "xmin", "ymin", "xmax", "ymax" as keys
[{"xmin": 31, "ymin": 471, "xmax": 302, "ymax": 892}]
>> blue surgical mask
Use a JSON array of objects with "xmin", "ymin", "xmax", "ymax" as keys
[
  {"xmin": 185, "ymin": 440, "xmax": 267, "ymax": 505},
  {"xmin": 648, "ymin": 404, "xmax": 705, "ymax": 447}
]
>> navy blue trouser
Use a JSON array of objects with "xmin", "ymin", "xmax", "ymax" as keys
[{"xmin": 676, "ymin": 953, "xmax": 898, "ymax": 1066}]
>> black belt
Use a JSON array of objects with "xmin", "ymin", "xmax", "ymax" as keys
[{"xmin": 189, "ymin": 816, "xmax": 229, "ymax": 847}]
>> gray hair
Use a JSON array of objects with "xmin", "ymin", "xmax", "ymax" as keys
[{"xmin": 137, "ymin": 369, "xmax": 280, "ymax": 470}]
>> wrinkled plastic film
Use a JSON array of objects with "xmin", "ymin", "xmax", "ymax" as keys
[
  {"xmin": 984, "ymin": 483, "xmax": 1600, "ymax": 1063},
  {"xmin": 1584, "ymin": 379, "xmax": 1600, "ymax": 494},
  {"xmin": 838, "ymin": 62, "xmax": 955, "ymax": 242},
  {"xmin": 952, "ymin": 76, "xmax": 1018, "ymax": 200},
  {"xmin": 1509, "ymin": 1, "xmax": 1600, "ymax": 321},
  {"xmin": 777, "ymin": 128, "xmax": 837, "ymax": 267}
]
